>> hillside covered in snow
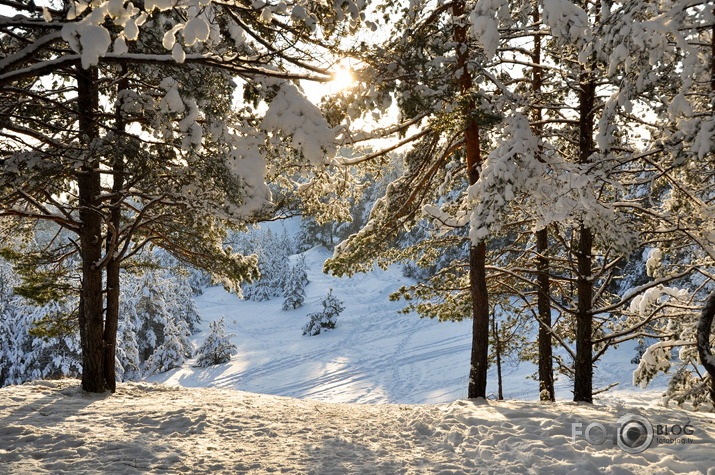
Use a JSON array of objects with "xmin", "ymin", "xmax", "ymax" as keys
[{"xmin": 147, "ymin": 244, "xmax": 667, "ymax": 405}]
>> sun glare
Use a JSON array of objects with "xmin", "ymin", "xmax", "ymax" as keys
[{"xmin": 330, "ymin": 66, "xmax": 354, "ymax": 91}]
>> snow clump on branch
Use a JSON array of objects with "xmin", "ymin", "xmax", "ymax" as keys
[{"xmin": 261, "ymin": 79, "xmax": 338, "ymax": 166}]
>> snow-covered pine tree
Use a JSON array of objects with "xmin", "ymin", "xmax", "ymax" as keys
[
  {"xmin": 296, "ymin": 255, "xmax": 309, "ymax": 288},
  {"xmin": 243, "ymin": 229, "xmax": 295, "ymax": 301},
  {"xmin": 283, "ymin": 256, "xmax": 308, "ymax": 310},
  {"xmin": 595, "ymin": 1, "xmax": 715, "ymax": 406},
  {"xmin": 144, "ymin": 318, "xmax": 192, "ymax": 375},
  {"xmin": 630, "ymin": 255, "xmax": 714, "ymax": 409},
  {"xmin": 322, "ymin": 0, "xmax": 504, "ymax": 398},
  {"xmin": 323, "ymin": 0, "xmax": 702, "ymax": 404},
  {"xmin": 0, "ymin": 261, "xmax": 27, "ymax": 387},
  {"xmin": 302, "ymin": 289, "xmax": 344, "ymax": 336},
  {"xmin": 115, "ymin": 313, "xmax": 142, "ymax": 383},
  {"xmin": 1, "ymin": 242, "xmax": 204, "ymax": 386},
  {"xmin": 194, "ymin": 318, "xmax": 238, "ymax": 367},
  {"xmin": 0, "ymin": 290, "xmax": 82, "ymax": 387}
]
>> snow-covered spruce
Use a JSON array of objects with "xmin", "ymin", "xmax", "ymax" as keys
[
  {"xmin": 282, "ymin": 256, "xmax": 308, "ymax": 310},
  {"xmin": 143, "ymin": 318, "xmax": 192, "ymax": 375},
  {"xmin": 241, "ymin": 229, "xmax": 295, "ymax": 302},
  {"xmin": 194, "ymin": 317, "xmax": 237, "ymax": 367},
  {"xmin": 302, "ymin": 289, "xmax": 344, "ymax": 336}
]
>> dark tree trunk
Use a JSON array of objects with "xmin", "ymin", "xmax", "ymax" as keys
[
  {"xmin": 573, "ymin": 225, "xmax": 593, "ymax": 402},
  {"xmin": 702, "ymin": 9, "xmax": 715, "ymax": 404},
  {"xmin": 536, "ymin": 228, "xmax": 555, "ymax": 401},
  {"xmin": 697, "ymin": 292, "xmax": 715, "ymax": 404},
  {"xmin": 469, "ymin": 243, "xmax": 490, "ymax": 399},
  {"xmin": 104, "ymin": 257, "xmax": 119, "ymax": 392},
  {"xmin": 531, "ymin": 3, "xmax": 554, "ymax": 402},
  {"xmin": 711, "ymin": 5, "xmax": 715, "ymax": 95},
  {"xmin": 102, "ymin": 68, "xmax": 129, "ymax": 393},
  {"xmin": 705, "ymin": 9, "xmax": 715, "ymax": 405},
  {"xmin": 77, "ymin": 66, "xmax": 106, "ymax": 393},
  {"xmin": 493, "ymin": 317, "xmax": 504, "ymax": 400},
  {"xmin": 573, "ymin": 42, "xmax": 596, "ymax": 402},
  {"xmin": 452, "ymin": 0, "xmax": 490, "ymax": 400}
]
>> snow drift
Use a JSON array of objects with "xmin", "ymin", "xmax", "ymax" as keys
[{"xmin": 1, "ymin": 380, "xmax": 713, "ymax": 474}]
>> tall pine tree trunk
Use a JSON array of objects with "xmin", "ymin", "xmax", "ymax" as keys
[
  {"xmin": 77, "ymin": 66, "xmax": 106, "ymax": 393},
  {"xmin": 492, "ymin": 317, "xmax": 504, "ymax": 400},
  {"xmin": 699, "ymin": 13, "xmax": 715, "ymax": 404},
  {"xmin": 531, "ymin": 2, "xmax": 554, "ymax": 402},
  {"xmin": 452, "ymin": 0, "xmax": 490, "ymax": 399},
  {"xmin": 574, "ymin": 225, "xmax": 593, "ymax": 402},
  {"xmin": 469, "ymin": 243, "xmax": 490, "ymax": 398},
  {"xmin": 103, "ymin": 185, "xmax": 121, "ymax": 392},
  {"xmin": 102, "ymin": 68, "xmax": 129, "ymax": 393},
  {"xmin": 536, "ymin": 228, "xmax": 554, "ymax": 401},
  {"xmin": 573, "ymin": 64, "xmax": 596, "ymax": 403},
  {"xmin": 104, "ymin": 255, "xmax": 119, "ymax": 392}
]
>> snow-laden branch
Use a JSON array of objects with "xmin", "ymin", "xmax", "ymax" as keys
[
  {"xmin": 338, "ymin": 129, "xmax": 431, "ymax": 166},
  {"xmin": 595, "ymin": 267, "xmax": 695, "ymax": 314},
  {"xmin": 0, "ymin": 31, "xmax": 63, "ymax": 74}
]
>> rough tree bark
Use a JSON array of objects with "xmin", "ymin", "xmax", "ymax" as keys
[
  {"xmin": 573, "ymin": 62, "xmax": 596, "ymax": 403},
  {"xmin": 452, "ymin": 0, "xmax": 490, "ymax": 400},
  {"xmin": 532, "ymin": 2, "xmax": 555, "ymax": 402},
  {"xmin": 77, "ymin": 65, "xmax": 107, "ymax": 393},
  {"xmin": 103, "ymin": 67, "xmax": 129, "ymax": 393},
  {"xmin": 536, "ymin": 228, "xmax": 554, "ymax": 401},
  {"xmin": 699, "ymin": 5, "xmax": 715, "ymax": 406}
]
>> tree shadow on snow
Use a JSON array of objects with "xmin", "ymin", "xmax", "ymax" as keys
[
  {"xmin": 0, "ymin": 381, "xmax": 193, "ymax": 473},
  {"xmin": 302, "ymin": 434, "xmax": 406, "ymax": 474}
]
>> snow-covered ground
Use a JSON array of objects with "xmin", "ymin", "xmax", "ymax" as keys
[
  {"xmin": 1, "ymin": 379, "xmax": 714, "ymax": 474},
  {"xmin": 148, "ymin": 246, "xmax": 667, "ymax": 405},
  {"xmin": 3, "ymin": 244, "xmax": 714, "ymax": 473}
]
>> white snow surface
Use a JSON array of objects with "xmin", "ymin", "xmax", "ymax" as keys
[{"xmin": 1, "ymin": 379, "xmax": 714, "ymax": 473}]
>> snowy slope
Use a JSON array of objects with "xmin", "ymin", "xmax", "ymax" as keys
[
  {"xmin": 149, "ymin": 246, "xmax": 472, "ymax": 403},
  {"xmin": 1, "ymin": 380, "xmax": 713, "ymax": 474},
  {"xmin": 148, "ymin": 246, "xmax": 668, "ymax": 405}
]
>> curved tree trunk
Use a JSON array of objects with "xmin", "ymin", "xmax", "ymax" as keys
[{"xmin": 697, "ymin": 291, "xmax": 715, "ymax": 404}]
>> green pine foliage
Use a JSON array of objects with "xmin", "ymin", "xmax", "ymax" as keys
[
  {"xmin": 302, "ymin": 289, "xmax": 344, "ymax": 336},
  {"xmin": 194, "ymin": 318, "xmax": 238, "ymax": 368},
  {"xmin": 283, "ymin": 256, "xmax": 308, "ymax": 311}
]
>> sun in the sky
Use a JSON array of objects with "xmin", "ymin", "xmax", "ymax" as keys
[{"xmin": 330, "ymin": 66, "xmax": 355, "ymax": 91}]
